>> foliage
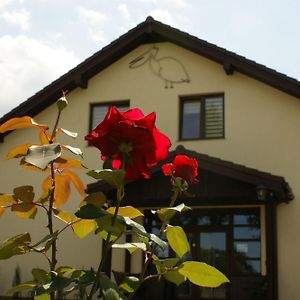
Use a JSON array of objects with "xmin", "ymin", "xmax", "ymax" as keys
[{"xmin": 0, "ymin": 100, "xmax": 229, "ymax": 299}]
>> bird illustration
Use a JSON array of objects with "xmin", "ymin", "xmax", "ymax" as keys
[{"xmin": 129, "ymin": 46, "xmax": 191, "ymax": 88}]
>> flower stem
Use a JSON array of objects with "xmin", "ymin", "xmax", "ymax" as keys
[
  {"xmin": 128, "ymin": 189, "xmax": 179, "ymax": 300},
  {"xmin": 48, "ymin": 109, "xmax": 62, "ymax": 300},
  {"xmin": 87, "ymin": 188, "xmax": 123, "ymax": 300}
]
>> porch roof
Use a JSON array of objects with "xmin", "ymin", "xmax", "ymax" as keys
[{"xmin": 87, "ymin": 145, "xmax": 293, "ymax": 207}]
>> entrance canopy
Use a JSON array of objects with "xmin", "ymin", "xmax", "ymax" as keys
[{"xmin": 87, "ymin": 145, "xmax": 293, "ymax": 207}]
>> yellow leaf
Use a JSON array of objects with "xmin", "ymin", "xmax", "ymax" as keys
[
  {"xmin": 0, "ymin": 194, "xmax": 16, "ymax": 206},
  {"xmin": 57, "ymin": 157, "xmax": 86, "ymax": 169},
  {"xmin": 107, "ymin": 206, "xmax": 144, "ymax": 219},
  {"xmin": 34, "ymin": 294, "xmax": 50, "ymax": 300},
  {"xmin": 39, "ymin": 130, "xmax": 52, "ymax": 145},
  {"xmin": 63, "ymin": 169, "xmax": 86, "ymax": 197},
  {"xmin": 6, "ymin": 143, "xmax": 33, "ymax": 159},
  {"xmin": 53, "ymin": 209, "xmax": 72, "ymax": 224},
  {"xmin": 12, "ymin": 203, "xmax": 37, "ymax": 219},
  {"xmin": 72, "ymin": 218, "xmax": 96, "ymax": 239},
  {"xmin": 166, "ymin": 226, "xmax": 190, "ymax": 258},
  {"xmin": 0, "ymin": 207, "xmax": 5, "ymax": 217},
  {"xmin": 178, "ymin": 261, "xmax": 229, "ymax": 288},
  {"xmin": 0, "ymin": 116, "xmax": 48, "ymax": 133},
  {"xmin": 42, "ymin": 175, "xmax": 71, "ymax": 207}
]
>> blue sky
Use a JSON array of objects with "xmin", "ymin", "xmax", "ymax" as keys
[{"xmin": 1, "ymin": 0, "xmax": 300, "ymax": 116}]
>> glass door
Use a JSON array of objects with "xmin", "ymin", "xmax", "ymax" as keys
[
  {"xmin": 197, "ymin": 231, "xmax": 229, "ymax": 299},
  {"xmin": 174, "ymin": 229, "xmax": 229, "ymax": 300}
]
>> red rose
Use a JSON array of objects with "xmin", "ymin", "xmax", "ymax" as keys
[
  {"xmin": 85, "ymin": 106, "xmax": 171, "ymax": 180},
  {"xmin": 162, "ymin": 155, "xmax": 199, "ymax": 184}
]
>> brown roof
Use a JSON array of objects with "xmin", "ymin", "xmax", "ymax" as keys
[
  {"xmin": 1, "ymin": 16, "xmax": 300, "ymax": 141},
  {"xmin": 87, "ymin": 145, "xmax": 294, "ymax": 204}
]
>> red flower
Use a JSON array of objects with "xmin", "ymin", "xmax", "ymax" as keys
[
  {"xmin": 162, "ymin": 155, "xmax": 199, "ymax": 184},
  {"xmin": 85, "ymin": 106, "xmax": 171, "ymax": 180}
]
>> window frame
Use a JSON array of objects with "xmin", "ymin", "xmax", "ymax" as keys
[
  {"xmin": 88, "ymin": 100, "xmax": 130, "ymax": 133},
  {"xmin": 179, "ymin": 93, "xmax": 225, "ymax": 141}
]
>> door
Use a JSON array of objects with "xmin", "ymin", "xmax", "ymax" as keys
[
  {"xmin": 197, "ymin": 231, "xmax": 229, "ymax": 299},
  {"xmin": 175, "ymin": 229, "xmax": 229, "ymax": 300}
]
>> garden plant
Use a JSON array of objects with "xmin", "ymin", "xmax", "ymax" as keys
[{"xmin": 0, "ymin": 95, "xmax": 229, "ymax": 299}]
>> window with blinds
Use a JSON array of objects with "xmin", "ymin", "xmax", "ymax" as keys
[
  {"xmin": 89, "ymin": 101, "xmax": 130, "ymax": 131},
  {"xmin": 180, "ymin": 94, "xmax": 224, "ymax": 140}
]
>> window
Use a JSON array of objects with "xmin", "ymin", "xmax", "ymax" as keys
[
  {"xmin": 89, "ymin": 100, "xmax": 129, "ymax": 131},
  {"xmin": 179, "ymin": 94, "xmax": 224, "ymax": 140}
]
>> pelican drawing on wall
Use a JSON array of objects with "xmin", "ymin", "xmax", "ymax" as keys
[{"xmin": 129, "ymin": 46, "xmax": 191, "ymax": 88}]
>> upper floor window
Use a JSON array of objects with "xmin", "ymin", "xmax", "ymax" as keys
[
  {"xmin": 179, "ymin": 94, "xmax": 224, "ymax": 140},
  {"xmin": 89, "ymin": 100, "xmax": 130, "ymax": 130}
]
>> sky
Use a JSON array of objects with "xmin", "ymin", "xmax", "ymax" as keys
[{"xmin": 1, "ymin": 0, "xmax": 300, "ymax": 117}]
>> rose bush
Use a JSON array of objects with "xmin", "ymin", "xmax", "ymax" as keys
[
  {"xmin": 85, "ymin": 106, "xmax": 171, "ymax": 180},
  {"xmin": 0, "ymin": 98, "xmax": 229, "ymax": 300}
]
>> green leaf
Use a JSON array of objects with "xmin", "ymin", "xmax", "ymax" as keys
[
  {"xmin": 56, "ymin": 266, "xmax": 76, "ymax": 277},
  {"xmin": 77, "ymin": 270, "xmax": 95, "ymax": 285},
  {"xmin": 0, "ymin": 233, "xmax": 31, "ymax": 259},
  {"xmin": 178, "ymin": 261, "xmax": 230, "ymax": 288},
  {"xmin": 100, "ymin": 274, "xmax": 126, "ymax": 300},
  {"xmin": 39, "ymin": 274, "xmax": 73, "ymax": 294},
  {"xmin": 75, "ymin": 204, "xmax": 108, "ymax": 219},
  {"xmin": 7, "ymin": 281, "xmax": 36, "ymax": 294},
  {"xmin": 81, "ymin": 192, "xmax": 107, "ymax": 208},
  {"xmin": 32, "ymin": 269, "xmax": 50, "ymax": 284},
  {"xmin": 166, "ymin": 226, "xmax": 190, "ymax": 258},
  {"xmin": 123, "ymin": 217, "xmax": 167, "ymax": 250},
  {"xmin": 153, "ymin": 258, "xmax": 180, "ymax": 273},
  {"xmin": 112, "ymin": 242, "xmax": 147, "ymax": 254},
  {"xmin": 25, "ymin": 143, "xmax": 62, "ymax": 169},
  {"xmin": 87, "ymin": 169, "xmax": 125, "ymax": 189},
  {"xmin": 31, "ymin": 233, "xmax": 57, "ymax": 252},
  {"xmin": 119, "ymin": 276, "xmax": 139, "ymax": 293},
  {"xmin": 13, "ymin": 185, "xmax": 35, "ymax": 203},
  {"xmin": 163, "ymin": 270, "xmax": 186, "ymax": 286},
  {"xmin": 96, "ymin": 215, "xmax": 125, "ymax": 241},
  {"xmin": 156, "ymin": 203, "xmax": 191, "ymax": 222}
]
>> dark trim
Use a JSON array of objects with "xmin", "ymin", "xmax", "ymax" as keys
[
  {"xmin": 265, "ymin": 199, "xmax": 278, "ymax": 300},
  {"xmin": 2, "ymin": 16, "xmax": 300, "ymax": 142},
  {"xmin": 223, "ymin": 61, "xmax": 235, "ymax": 75}
]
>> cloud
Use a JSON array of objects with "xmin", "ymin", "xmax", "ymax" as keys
[
  {"xmin": 118, "ymin": 3, "xmax": 131, "ymax": 20},
  {"xmin": 0, "ymin": 35, "xmax": 79, "ymax": 116},
  {"xmin": 1, "ymin": 8, "xmax": 30, "ymax": 31},
  {"xmin": 77, "ymin": 6, "xmax": 107, "ymax": 25},
  {"xmin": 0, "ymin": 0, "xmax": 14, "ymax": 9},
  {"xmin": 77, "ymin": 6, "xmax": 108, "ymax": 43},
  {"xmin": 150, "ymin": 9, "xmax": 173, "ymax": 24}
]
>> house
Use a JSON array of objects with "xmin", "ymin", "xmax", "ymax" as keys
[{"xmin": 0, "ymin": 16, "xmax": 300, "ymax": 300}]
